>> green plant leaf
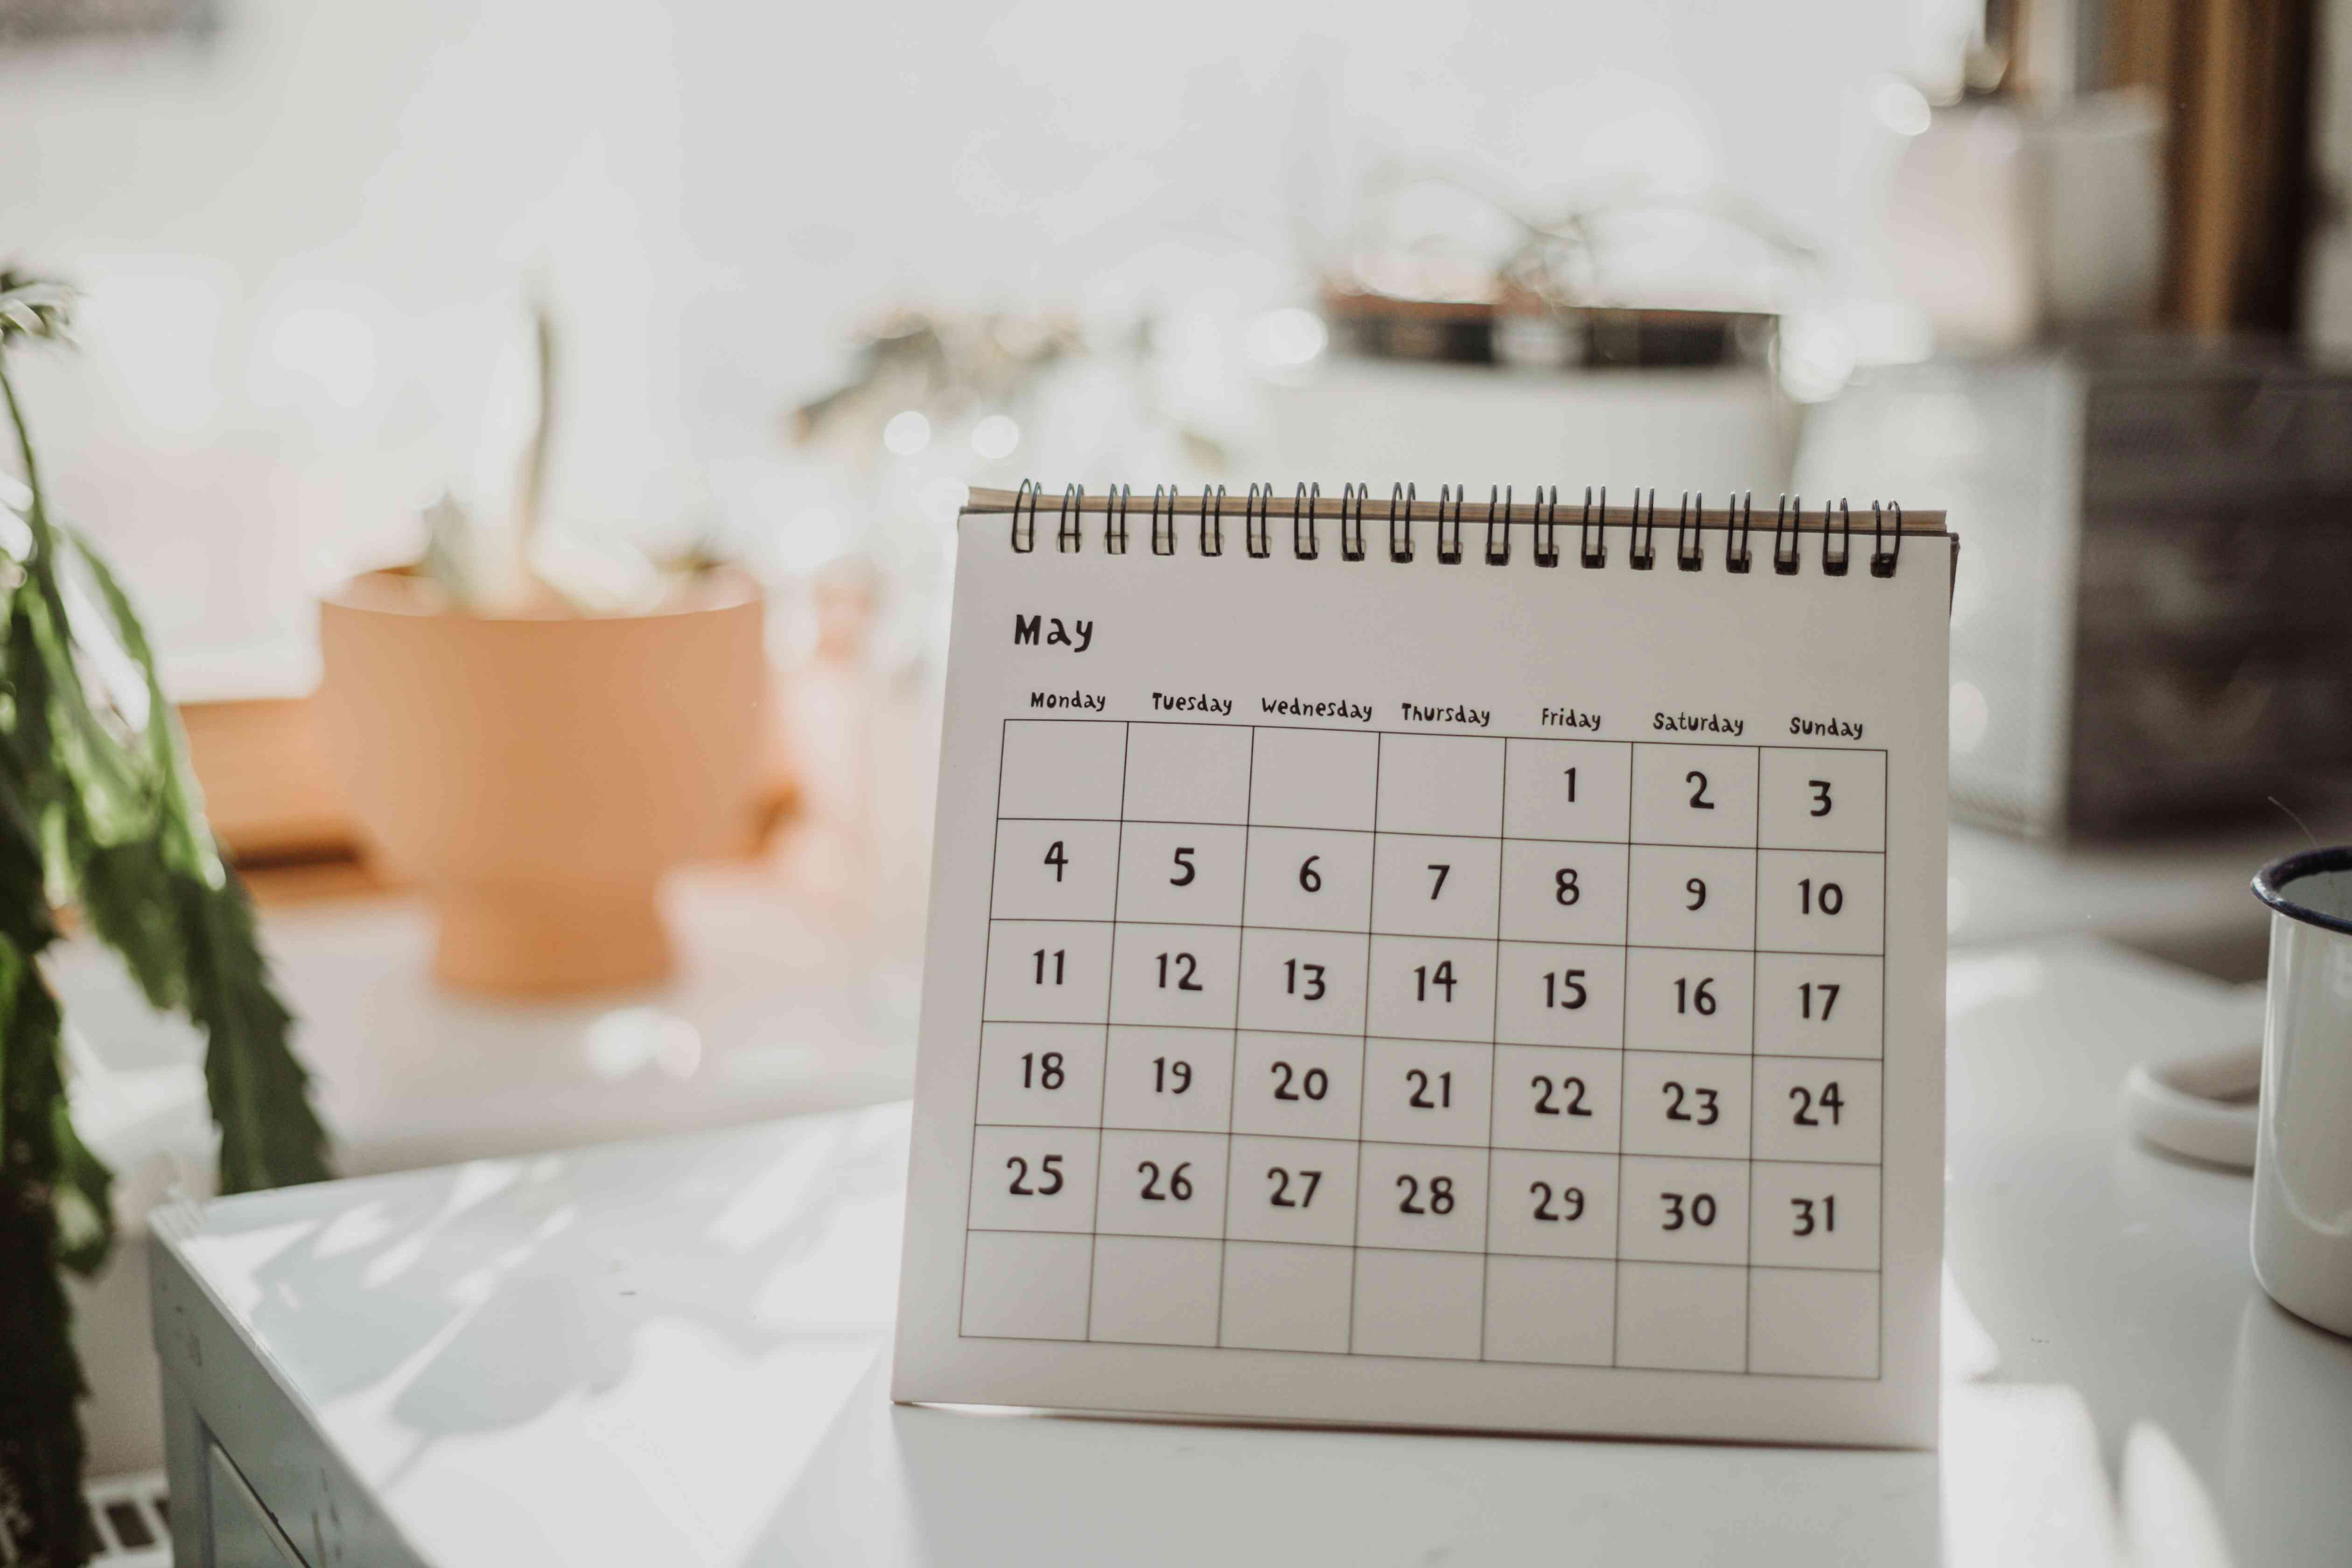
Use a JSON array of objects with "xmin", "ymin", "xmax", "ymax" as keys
[{"xmin": 179, "ymin": 868, "xmax": 329, "ymax": 1194}]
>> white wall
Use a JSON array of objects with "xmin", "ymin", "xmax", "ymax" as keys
[{"xmin": 0, "ymin": 0, "xmax": 1954, "ymax": 686}]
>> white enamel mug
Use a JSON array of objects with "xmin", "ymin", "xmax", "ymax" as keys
[{"xmin": 2250, "ymin": 848, "xmax": 2352, "ymax": 1337}]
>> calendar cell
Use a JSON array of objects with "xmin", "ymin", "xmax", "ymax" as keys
[
  {"xmin": 1225, "ymin": 1135, "xmax": 1358, "ymax": 1246},
  {"xmin": 1486, "ymin": 1149, "xmax": 1619, "ymax": 1259},
  {"xmin": 1232, "ymin": 1032, "xmax": 1363, "ymax": 1141},
  {"xmin": 1352, "ymin": 1249, "xmax": 1484, "ymax": 1360},
  {"xmin": 1492, "ymin": 943, "xmax": 1625, "ymax": 1050},
  {"xmin": 1089, "ymin": 1236, "xmax": 1222, "ymax": 1346},
  {"xmin": 1242, "ymin": 826, "xmax": 1374, "ymax": 931},
  {"xmin": 1249, "ymin": 728, "xmax": 1378, "ymax": 830},
  {"xmin": 1750, "ymin": 1162, "xmax": 1880, "ymax": 1271},
  {"xmin": 1376, "ymin": 733, "xmax": 1504, "ymax": 836},
  {"xmin": 1095, "ymin": 1130, "xmax": 1232, "ymax": 1239},
  {"xmin": 999, "ymin": 720, "xmax": 1126, "ymax": 820},
  {"xmin": 1490, "ymin": 1045, "xmax": 1624, "ymax": 1153},
  {"xmin": 1237, "ymin": 927, "xmax": 1370, "ymax": 1036},
  {"xmin": 1218, "ymin": 1241, "xmax": 1353, "ymax": 1352},
  {"xmin": 1361, "ymin": 1038, "xmax": 1493, "ymax": 1148},
  {"xmin": 1109, "ymin": 923, "xmax": 1242, "ymax": 1028},
  {"xmin": 1615, "ymin": 1262, "xmax": 1746, "ymax": 1372},
  {"xmin": 1498, "ymin": 839, "xmax": 1629, "ymax": 945},
  {"xmin": 1623, "ymin": 948, "xmax": 1754, "ymax": 1056},
  {"xmin": 1102, "ymin": 1026, "xmax": 1234, "ymax": 1133},
  {"xmin": 1626, "ymin": 845, "xmax": 1756, "ymax": 951},
  {"xmin": 975, "ymin": 1023, "xmax": 1108, "ymax": 1128},
  {"xmin": 1372, "ymin": 833, "xmax": 1500, "ymax": 938},
  {"xmin": 1502, "ymin": 738, "xmax": 1632, "ymax": 842},
  {"xmin": 1116, "ymin": 821, "xmax": 1246, "ymax": 926},
  {"xmin": 1751, "ymin": 1058, "xmax": 1882, "ymax": 1165},
  {"xmin": 968, "ymin": 1126, "xmax": 1101, "ymax": 1234},
  {"xmin": 985, "ymin": 921, "xmax": 1114, "ymax": 1023},
  {"xmin": 1748, "ymin": 1267, "xmax": 1879, "ymax": 1378},
  {"xmin": 961, "ymin": 1230, "xmax": 1092, "ymax": 1340},
  {"xmin": 1355, "ymin": 1141, "xmax": 1489, "ymax": 1253},
  {"xmin": 992, "ymin": 819, "xmax": 1122, "ymax": 920},
  {"xmin": 1631, "ymin": 743, "xmax": 1757, "ymax": 848},
  {"xmin": 1759, "ymin": 748, "xmax": 1886, "ymax": 853},
  {"xmin": 1483, "ymin": 1256, "xmax": 1615, "ymax": 1366},
  {"xmin": 1620, "ymin": 1053, "xmax": 1753, "ymax": 1160},
  {"xmin": 1618, "ymin": 1155, "xmax": 1750, "ymax": 1265},
  {"xmin": 1753, "ymin": 954, "xmax": 1883, "ymax": 1059},
  {"xmin": 1367, "ymin": 936, "xmax": 1498, "ymax": 1042},
  {"xmin": 1122, "ymin": 721, "xmax": 1253, "ymax": 825},
  {"xmin": 1756, "ymin": 851, "xmax": 1884, "ymax": 954}
]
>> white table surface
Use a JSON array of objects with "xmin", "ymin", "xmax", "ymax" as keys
[{"xmin": 151, "ymin": 938, "xmax": 2352, "ymax": 1566}]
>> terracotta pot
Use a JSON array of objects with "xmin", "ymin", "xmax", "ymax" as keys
[{"xmin": 316, "ymin": 568, "xmax": 765, "ymax": 995}]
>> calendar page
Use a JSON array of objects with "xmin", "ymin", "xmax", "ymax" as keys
[{"xmin": 894, "ymin": 498, "xmax": 1952, "ymax": 1448}]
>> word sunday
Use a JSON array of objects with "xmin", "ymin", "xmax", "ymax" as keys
[{"xmin": 1790, "ymin": 714, "xmax": 1867, "ymax": 741}]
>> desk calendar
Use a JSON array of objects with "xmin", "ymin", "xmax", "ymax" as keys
[{"xmin": 895, "ymin": 485, "xmax": 1954, "ymax": 1447}]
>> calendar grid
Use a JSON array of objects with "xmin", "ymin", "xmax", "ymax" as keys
[{"xmin": 966, "ymin": 718, "xmax": 1889, "ymax": 1378}]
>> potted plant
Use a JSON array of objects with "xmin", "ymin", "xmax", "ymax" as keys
[
  {"xmin": 315, "ymin": 300, "xmax": 767, "ymax": 994},
  {"xmin": 0, "ymin": 270, "xmax": 331, "ymax": 1566}
]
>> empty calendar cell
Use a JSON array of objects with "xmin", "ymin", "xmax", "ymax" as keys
[
  {"xmin": 1372, "ymin": 833, "xmax": 1501, "ymax": 938},
  {"xmin": 1351, "ymin": 1249, "xmax": 1484, "ymax": 1360},
  {"xmin": 1493, "ymin": 943, "xmax": 1626, "ymax": 1050},
  {"xmin": 1751, "ymin": 1058, "xmax": 1882, "ymax": 1165},
  {"xmin": 1750, "ymin": 1162, "xmax": 1880, "ymax": 1271},
  {"xmin": 1486, "ymin": 1149, "xmax": 1620, "ymax": 1259},
  {"xmin": 1376, "ymin": 733, "xmax": 1504, "ymax": 836},
  {"xmin": 1748, "ymin": 1267, "xmax": 1879, "ymax": 1378},
  {"xmin": 1367, "ymin": 936, "xmax": 1498, "ymax": 1042},
  {"xmin": 1483, "ymin": 1256, "xmax": 1616, "ymax": 1366},
  {"xmin": 1759, "ymin": 748, "xmax": 1886, "ymax": 852},
  {"xmin": 1102, "ymin": 1026, "xmax": 1235, "ymax": 1133},
  {"xmin": 1122, "ymin": 722, "xmax": 1253, "ymax": 824},
  {"xmin": 1623, "ymin": 948, "xmax": 1754, "ymax": 1056},
  {"xmin": 1626, "ymin": 845, "xmax": 1756, "ymax": 951},
  {"xmin": 1089, "ymin": 1236, "xmax": 1222, "ymax": 1346},
  {"xmin": 1502, "ymin": 738, "xmax": 1632, "ymax": 842},
  {"xmin": 1620, "ymin": 1053, "xmax": 1753, "ymax": 1160},
  {"xmin": 1631, "ymin": 743, "xmax": 1757, "ymax": 848},
  {"xmin": 961, "ymin": 1231, "xmax": 1092, "ymax": 1341},
  {"xmin": 1237, "ymin": 927, "xmax": 1370, "ymax": 1036},
  {"xmin": 1498, "ymin": 839, "xmax": 1629, "ymax": 945},
  {"xmin": 1490, "ymin": 1045, "xmax": 1624, "ymax": 1153},
  {"xmin": 975, "ymin": 1023, "xmax": 1108, "ymax": 1128},
  {"xmin": 1225, "ymin": 1135, "xmax": 1358, "ymax": 1246},
  {"xmin": 1756, "ymin": 850, "xmax": 1884, "ymax": 954},
  {"xmin": 999, "ymin": 720, "xmax": 1126, "ymax": 820},
  {"xmin": 1361, "ymin": 1038, "xmax": 1494, "ymax": 1148},
  {"xmin": 1618, "ymin": 1155, "xmax": 1750, "ymax": 1265},
  {"xmin": 968, "ymin": 1126, "xmax": 1101, "ymax": 1234},
  {"xmin": 1117, "ymin": 822, "xmax": 1246, "ymax": 926},
  {"xmin": 1753, "ymin": 954, "xmax": 1884, "ymax": 1059},
  {"xmin": 993, "ymin": 819, "xmax": 1122, "ymax": 920},
  {"xmin": 1232, "ymin": 1032, "xmax": 1363, "ymax": 1141},
  {"xmin": 1614, "ymin": 1262, "xmax": 1746, "ymax": 1372},
  {"xmin": 1242, "ymin": 826, "xmax": 1374, "ymax": 931},
  {"xmin": 1109, "ymin": 923, "xmax": 1242, "ymax": 1028},
  {"xmin": 1095, "ymin": 1130, "xmax": 1232, "ymax": 1239},
  {"xmin": 1219, "ymin": 1241, "xmax": 1353, "ymax": 1352},
  {"xmin": 1355, "ymin": 1141, "xmax": 1489, "ymax": 1253},
  {"xmin": 1249, "ymin": 728, "xmax": 1378, "ymax": 830},
  {"xmin": 985, "ymin": 921, "xmax": 1114, "ymax": 1022}
]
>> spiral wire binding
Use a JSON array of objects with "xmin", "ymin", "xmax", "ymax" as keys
[
  {"xmin": 1246, "ymin": 483, "xmax": 1274, "ymax": 558},
  {"xmin": 1000, "ymin": 479, "xmax": 1918, "ymax": 576}
]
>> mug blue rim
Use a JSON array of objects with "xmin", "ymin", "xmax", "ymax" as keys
[{"xmin": 2253, "ymin": 846, "xmax": 2352, "ymax": 938}]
